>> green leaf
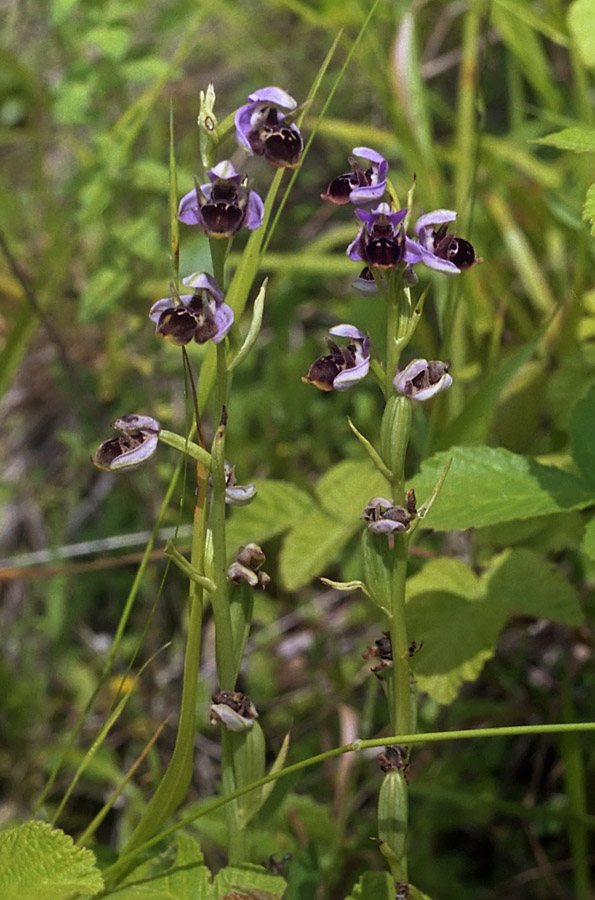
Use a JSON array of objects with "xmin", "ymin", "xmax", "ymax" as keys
[
  {"xmin": 344, "ymin": 870, "xmax": 394, "ymax": 900},
  {"xmin": 581, "ymin": 517, "xmax": 595, "ymax": 561},
  {"xmin": 484, "ymin": 549, "xmax": 584, "ymax": 626},
  {"xmin": 112, "ymin": 833, "xmax": 209, "ymax": 898},
  {"xmin": 583, "ymin": 183, "xmax": 595, "ymax": 235},
  {"xmin": 212, "ymin": 864, "xmax": 286, "ymax": 899},
  {"xmin": 411, "ymin": 447, "xmax": 593, "ymax": 530},
  {"xmin": 226, "ymin": 480, "xmax": 316, "ymax": 555},
  {"xmin": 406, "ymin": 557, "xmax": 482, "ymax": 601},
  {"xmin": 279, "ymin": 511, "xmax": 353, "ymax": 591},
  {"xmin": 570, "ymin": 382, "xmax": 595, "ymax": 488},
  {"xmin": 568, "ymin": 0, "xmax": 595, "ymax": 67},
  {"xmin": 533, "ymin": 126, "xmax": 595, "ymax": 153},
  {"xmin": 315, "ymin": 459, "xmax": 390, "ymax": 518},
  {"xmin": 0, "ymin": 820, "xmax": 104, "ymax": 899},
  {"xmin": 406, "ymin": 586, "xmax": 507, "ymax": 705}
]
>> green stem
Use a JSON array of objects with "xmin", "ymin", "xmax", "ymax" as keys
[
  {"xmin": 209, "ymin": 407, "xmax": 235, "ymax": 690},
  {"xmin": 158, "ymin": 429, "xmax": 211, "ymax": 467},
  {"xmin": 388, "ymin": 534, "xmax": 411, "ymax": 739},
  {"xmin": 561, "ymin": 667, "xmax": 590, "ymax": 900},
  {"xmin": 385, "ymin": 286, "xmax": 400, "ymax": 398},
  {"xmin": 221, "ymin": 728, "xmax": 247, "ymax": 864},
  {"xmin": 113, "ymin": 454, "xmax": 208, "ymax": 873},
  {"xmin": 102, "ymin": 720, "xmax": 595, "ymax": 881},
  {"xmin": 209, "ymin": 236, "xmax": 229, "ymax": 289}
]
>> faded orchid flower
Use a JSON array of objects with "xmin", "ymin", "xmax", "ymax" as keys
[
  {"xmin": 149, "ymin": 273, "xmax": 233, "ymax": 346},
  {"xmin": 223, "ymin": 461, "xmax": 257, "ymax": 506},
  {"xmin": 405, "ymin": 210, "xmax": 481, "ymax": 274},
  {"xmin": 235, "ymin": 86, "xmax": 303, "ymax": 168},
  {"xmin": 227, "ymin": 542, "xmax": 270, "ymax": 589},
  {"xmin": 362, "ymin": 496, "xmax": 411, "ymax": 534},
  {"xmin": 348, "ymin": 202, "xmax": 407, "ymax": 269},
  {"xmin": 92, "ymin": 414, "xmax": 160, "ymax": 472},
  {"xmin": 177, "ymin": 160, "xmax": 264, "ymax": 238},
  {"xmin": 321, "ymin": 147, "xmax": 388, "ymax": 206},
  {"xmin": 210, "ymin": 690, "xmax": 258, "ymax": 732},
  {"xmin": 209, "ymin": 461, "xmax": 256, "ymax": 506},
  {"xmin": 302, "ymin": 324, "xmax": 370, "ymax": 392},
  {"xmin": 394, "ymin": 359, "xmax": 453, "ymax": 401}
]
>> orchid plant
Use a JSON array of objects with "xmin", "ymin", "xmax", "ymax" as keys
[{"xmin": 86, "ymin": 70, "xmax": 482, "ymax": 896}]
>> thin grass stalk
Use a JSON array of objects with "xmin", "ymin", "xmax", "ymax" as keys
[
  {"xmin": 561, "ymin": 668, "xmax": 590, "ymax": 900},
  {"xmin": 101, "ymin": 721, "xmax": 595, "ymax": 882}
]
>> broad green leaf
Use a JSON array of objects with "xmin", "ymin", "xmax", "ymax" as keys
[
  {"xmin": 344, "ymin": 870, "xmax": 394, "ymax": 900},
  {"xmin": 568, "ymin": 0, "xmax": 595, "ymax": 67},
  {"xmin": 411, "ymin": 447, "xmax": 593, "ymax": 531},
  {"xmin": 583, "ymin": 183, "xmax": 595, "ymax": 235},
  {"xmin": 315, "ymin": 459, "xmax": 390, "ymax": 518},
  {"xmin": 476, "ymin": 511, "xmax": 585, "ymax": 554},
  {"xmin": 406, "ymin": 590, "xmax": 507, "ymax": 705},
  {"xmin": 581, "ymin": 518, "xmax": 595, "ymax": 561},
  {"xmin": 406, "ymin": 558, "xmax": 482, "ymax": 601},
  {"xmin": 570, "ymin": 382, "xmax": 595, "ymax": 488},
  {"xmin": 484, "ymin": 549, "xmax": 583, "ymax": 625},
  {"xmin": 113, "ymin": 832, "xmax": 208, "ymax": 898},
  {"xmin": 226, "ymin": 480, "xmax": 316, "ymax": 555},
  {"xmin": 533, "ymin": 126, "xmax": 595, "ymax": 153},
  {"xmin": 0, "ymin": 820, "xmax": 104, "ymax": 899},
  {"xmin": 279, "ymin": 511, "xmax": 354, "ymax": 591},
  {"xmin": 212, "ymin": 864, "xmax": 285, "ymax": 899}
]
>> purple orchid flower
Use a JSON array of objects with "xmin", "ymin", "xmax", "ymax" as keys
[
  {"xmin": 394, "ymin": 359, "xmax": 453, "ymax": 401},
  {"xmin": 302, "ymin": 324, "xmax": 370, "ymax": 392},
  {"xmin": 235, "ymin": 87, "xmax": 303, "ymax": 168},
  {"xmin": 362, "ymin": 497, "xmax": 411, "ymax": 534},
  {"xmin": 404, "ymin": 210, "xmax": 481, "ymax": 274},
  {"xmin": 92, "ymin": 414, "xmax": 160, "ymax": 472},
  {"xmin": 149, "ymin": 273, "xmax": 233, "ymax": 346},
  {"xmin": 347, "ymin": 202, "xmax": 407, "ymax": 268},
  {"xmin": 321, "ymin": 147, "xmax": 389, "ymax": 206},
  {"xmin": 177, "ymin": 160, "xmax": 264, "ymax": 239}
]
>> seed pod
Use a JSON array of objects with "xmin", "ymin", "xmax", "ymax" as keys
[
  {"xmin": 378, "ymin": 768, "xmax": 408, "ymax": 866},
  {"xmin": 380, "ymin": 394, "xmax": 411, "ymax": 484}
]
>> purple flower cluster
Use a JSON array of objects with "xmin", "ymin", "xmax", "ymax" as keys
[
  {"xmin": 152, "ymin": 86, "xmax": 305, "ymax": 350},
  {"xmin": 322, "ymin": 147, "xmax": 481, "ymax": 280}
]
